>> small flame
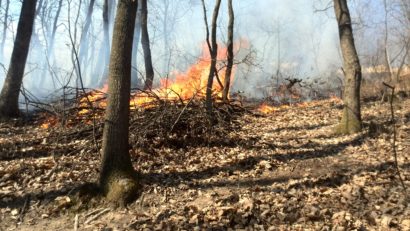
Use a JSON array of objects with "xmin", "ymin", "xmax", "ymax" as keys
[
  {"xmin": 258, "ymin": 96, "xmax": 343, "ymax": 114},
  {"xmin": 258, "ymin": 103, "xmax": 278, "ymax": 114}
]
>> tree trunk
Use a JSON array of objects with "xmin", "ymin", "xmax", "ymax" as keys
[
  {"xmin": 131, "ymin": 0, "xmax": 141, "ymax": 87},
  {"xmin": 222, "ymin": 0, "xmax": 234, "ymax": 102},
  {"xmin": 141, "ymin": 0, "xmax": 154, "ymax": 90},
  {"xmin": 99, "ymin": 0, "xmax": 139, "ymax": 207},
  {"xmin": 333, "ymin": 0, "xmax": 362, "ymax": 134},
  {"xmin": 0, "ymin": 0, "xmax": 10, "ymax": 62},
  {"xmin": 202, "ymin": 0, "xmax": 222, "ymax": 116},
  {"xmin": 0, "ymin": 0, "xmax": 37, "ymax": 119}
]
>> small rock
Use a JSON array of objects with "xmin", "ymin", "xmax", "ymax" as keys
[{"xmin": 11, "ymin": 209, "xmax": 19, "ymax": 216}]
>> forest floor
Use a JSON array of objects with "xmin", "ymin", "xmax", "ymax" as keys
[{"xmin": 0, "ymin": 97, "xmax": 409, "ymax": 230}]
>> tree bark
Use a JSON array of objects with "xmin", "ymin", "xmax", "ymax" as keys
[
  {"xmin": 0, "ymin": 0, "xmax": 37, "ymax": 119},
  {"xmin": 141, "ymin": 0, "xmax": 154, "ymax": 90},
  {"xmin": 99, "ymin": 0, "xmax": 139, "ymax": 206},
  {"xmin": 333, "ymin": 0, "xmax": 362, "ymax": 134},
  {"xmin": 202, "ymin": 0, "xmax": 222, "ymax": 116},
  {"xmin": 222, "ymin": 0, "xmax": 234, "ymax": 102}
]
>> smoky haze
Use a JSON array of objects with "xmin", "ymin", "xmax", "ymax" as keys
[{"xmin": 0, "ymin": 0, "xmax": 395, "ymax": 102}]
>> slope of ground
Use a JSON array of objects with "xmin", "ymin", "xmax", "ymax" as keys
[{"xmin": 0, "ymin": 98, "xmax": 409, "ymax": 230}]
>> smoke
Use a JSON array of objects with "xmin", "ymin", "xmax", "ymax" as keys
[{"xmin": 0, "ymin": 0, "xmax": 401, "ymax": 103}]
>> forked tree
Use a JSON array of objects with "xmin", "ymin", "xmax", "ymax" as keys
[
  {"xmin": 333, "ymin": 0, "xmax": 362, "ymax": 134},
  {"xmin": 201, "ymin": 0, "xmax": 222, "ymax": 116},
  {"xmin": 0, "ymin": 0, "xmax": 37, "ymax": 119},
  {"xmin": 99, "ymin": 0, "xmax": 140, "ymax": 206}
]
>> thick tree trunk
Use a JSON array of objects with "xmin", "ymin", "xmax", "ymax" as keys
[
  {"xmin": 0, "ymin": 0, "xmax": 37, "ymax": 119},
  {"xmin": 203, "ymin": 0, "xmax": 222, "ymax": 116},
  {"xmin": 222, "ymin": 0, "xmax": 234, "ymax": 102},
  {"xmin": 141, "ymin": 0, "xmax": 154, "ymax": 90},
  {"xmin": 333, "ymin": 0, "xmax": 362, "ymax": 134},
  {"xmin": 99, "ymin": 0, "xmax": 139, "ymax": 206}
]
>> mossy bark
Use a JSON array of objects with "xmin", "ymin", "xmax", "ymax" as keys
[
  {"xmin": 333, "ymin": 0, "xmax": 362, "ymax": 134},
  {"xmin": 99, "ymin": 0, "xmax": 139, "ymax": 207},
  {"xmin": 0, "ymin": 0, "xmax": 37, "ymax": 118}
]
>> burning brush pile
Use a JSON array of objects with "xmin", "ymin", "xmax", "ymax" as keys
[{"xmin": 36, "ymin": 50, "xmax": 246, "ymax": 148}]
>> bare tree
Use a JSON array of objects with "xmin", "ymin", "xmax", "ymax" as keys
[
  {"xmin": 141, "ymin": 0, "xmax": 154, "ymax": 90},
  {"xmin": 222, "ymin": 0, "xmax": 234, "ymax": 102},
  {"xmin": 0, "ymin": 0, "xmax": 37, "ymax": 119},
  {"xmin": 201, "ymin": 0, "xmax": 222, "ymax": 116},
  {"xmin": 48, "ymin": 0, "xmax": 63, "ymax": 59},
  {"xmin": 99, "ymin": 0, "xmax": 140, "ymax": 206},
  {"xmin": 383, "ymin": 0, "xmax": 393, "ymax": 82},
  {"xmin": 131, "ymin": 0, "xmax": 141, "ymax": 86},
  {"xmin": 78, "ymin": 0, "xmax": 96, "ymax": 71},
  {"xmin": 96, "ymin": 0, "xmax": 116, "ymax": 87},
  {"xmin": 333, "ymin": 0, "xmax": 362, "ymax": 134},
  {"xmin": 0, "ymin": 0, "xmax": 10, "ymax": 62}
]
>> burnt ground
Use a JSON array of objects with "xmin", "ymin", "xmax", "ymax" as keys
[{"xmin": 0, "ymin": 98, "xmax": 409, "ymax": 230}]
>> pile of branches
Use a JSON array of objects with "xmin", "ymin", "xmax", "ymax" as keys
[
  {"xmin": 129, "ymin": 98, "xmax": 245, "ymax": 149},
  {"xmin": 31, "ymin": 88, "xmax": 248, "ymax": 149}
]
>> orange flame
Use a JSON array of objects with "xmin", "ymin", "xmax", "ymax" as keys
[{"xmin": 40, "ymin": 42, "xmax": 239, "ymax": 129}]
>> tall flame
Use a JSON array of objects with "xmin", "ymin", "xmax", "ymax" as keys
[{"xmin": 40, "ymin": 43, "xmax": 238, "ymax": 128}]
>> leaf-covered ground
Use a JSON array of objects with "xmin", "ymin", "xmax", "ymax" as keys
[{"xmin": 0, "ymin": 98, "xmax": 409, "ymax": 230}]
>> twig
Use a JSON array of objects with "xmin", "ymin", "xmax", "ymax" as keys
[
  {"xmin": 84, "ymin": 208, "xmax": 111, "ymax": 225},
  {"xmin": 74, "ymin": 214, "xmax": 79, "ymax": 231},
  {"xmin": 170, "ymin": 92, "xmax": 198, "ymax": 132},
  {"xmin": 382, "ymin": 82, "xmax": 407, "ymax": 194},
  {"xmin": 18, "ymin": 195, "xmax": 30, "ymax": 223}
]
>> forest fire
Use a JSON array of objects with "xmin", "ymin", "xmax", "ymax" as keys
[
  {"xmin": 40, "ymin": 44, "xmax": 234, "ymax": 128},
  {"xmin": 94, "ymin": 44, "xmax": 231, "ymax": 108}
]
